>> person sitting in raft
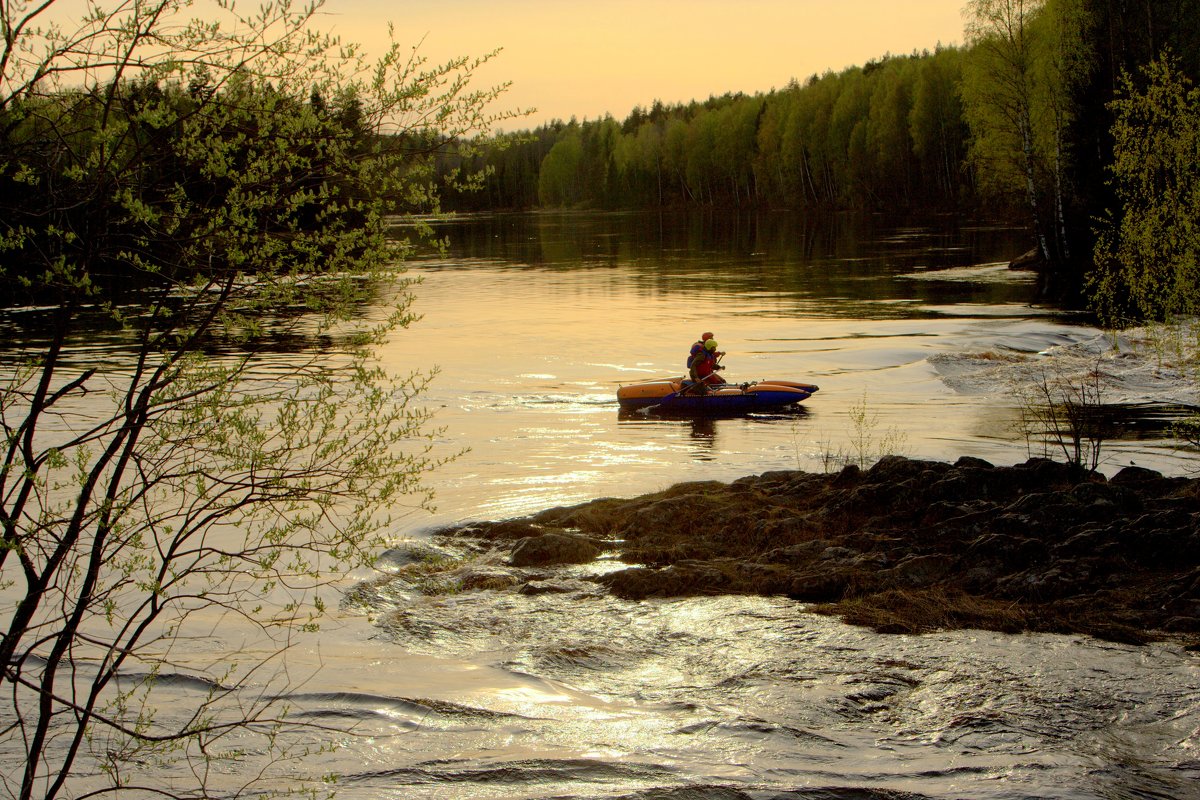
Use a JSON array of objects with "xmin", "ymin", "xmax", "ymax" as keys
[
  {"xmin": 688, "ymin": 338, "xmax": 727, "ymax": 386},
  {"xmin": 691, "ymin": 331, "xmax": 724, "ymax": 371},
  {"xmin": 688, "ymin": 332, "xmax": 718, "ymax": 371}
]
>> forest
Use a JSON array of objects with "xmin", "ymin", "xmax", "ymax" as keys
[
  {"xmin": 1, "ymin": 0, "xmax": 1196, "ymax": 320},
  {"xmin": 435, "ymin": 0, "xmax": 1200, "ymax": 316}
]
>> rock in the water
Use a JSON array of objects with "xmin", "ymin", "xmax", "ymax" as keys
[
  {"xmin": 436, "ymin": 456, "xmax": 1200, "ymax": 644},
  {"xmin": 509, "ymin": 533, "xmax": 602, "ymax": 567}
]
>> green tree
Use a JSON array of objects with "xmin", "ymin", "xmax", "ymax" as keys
[
  {"xmin": 1061, "ymin": 0, "xmax": 1200, "ymax": 293},
  {"xmin": 663, "ymin": 116, "xmax": 692, "ymax": 202},
  {"xmin": 961, "ymin": 0, "xmax": 1050, "ymax": 248},
  {"xmin": 829, "ymin": 69, "xmax": 871, "ymax": 205},
  {"xmin": 1090, "ymin": 55, "xmax": 1200, "ymax": 324},
  {"xmin": 632, "ymin": 121, "xmax": 665, "ymax": 206},
  {"xmin": 612, "ymin": 120, "xmax": 663, "ymax": 206},
  {"xmin": 714, "ymin": 98, "xmax": 763, "ymax": 204},
  {"xmin": 581, "ymin": 115, "xmax": 622, "ymax": 206},
  {"xmin": 909, "ymin": 46, "xmax": 969, "ymax": 202},
  {"xmin": 753, "ymin": 90, "xmax": 792, "ymax": 203},
  {"xmin": 685, "ymin": 108, "xmax": 719, "ymax": 204},
  {"xmin": 961, "ymin": 0, "xmax": 1091, "ymax": 274},
  {"xmin": 783, "ymin": 75, "xmax": 840, "ymax": 205},
  {"xmin": 537, "ymin": 126, "xmax": 583, "ymax": 206},
  {"xmin": 866, "ymin": 58, "xmax": 917, "ymax": 204},
  {"xmin": 1033, "ymin": 0, "xmax": 1092, "ymax": 266},
  {"xmin": 0, "ymin": 1, "xmax": 510, "ymax": 797}
]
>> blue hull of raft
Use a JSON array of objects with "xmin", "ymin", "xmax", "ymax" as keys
[
  {"xmin": 651, "ymin": 390, "xmax": 811, "ymax": 414},
  {"xmin": 616, "ymin": 379, "xmax": 818, "ymax": 415}
]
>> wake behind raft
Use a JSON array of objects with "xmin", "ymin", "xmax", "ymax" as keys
[{"xmin": 617, "ymin": 377, "xmax": 819, "ymax": 415}]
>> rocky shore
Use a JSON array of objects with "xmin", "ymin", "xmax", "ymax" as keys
[{"xmin": 429, "ymin": 456, "xmax": 1200, "ymax": 646}]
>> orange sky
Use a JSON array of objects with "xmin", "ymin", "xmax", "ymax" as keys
[{"xmin": 326, "ymin": 0, "xmax": 968, "ymax": 130}]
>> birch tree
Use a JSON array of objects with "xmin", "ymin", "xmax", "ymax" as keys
[
  {"xmin": 961, "ymin": 0, "xmax": 1051, "ymax": 257},
  {"xmin": 0, "ymin": 1, "xmax": 511, "ymax": 797},
  {"xmin": 961, "ymin": 0, "xmax": 1090, "ymax": 269}
]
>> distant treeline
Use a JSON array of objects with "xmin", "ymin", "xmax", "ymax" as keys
[
  {"xmin": 440, "ymin": 47, "xmax": 970, "ymax": 212},
  {"xmin": 436, "ymin": 0, "xmax": 1200, "ymax": 300},
  {"xmin": 4, "ymin": 1, "xmax": 1195, "ymax": 313}
]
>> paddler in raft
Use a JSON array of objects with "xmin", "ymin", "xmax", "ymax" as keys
[
  {"xmin": 687, "ymin": 332, "xmax": 720, "ymax": 371},
  {"xmin": 686, "ymin": 334, "xmax": 726, "ymax": 392}
]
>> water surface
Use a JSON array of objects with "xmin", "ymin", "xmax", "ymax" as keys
[
  {"xmin": 384, "ymin": 210, "xmax": 1190, "ymax": 526},
  {"xmin": 5, "ymin": 210, "xmax": 1197, "ymax": 799}
]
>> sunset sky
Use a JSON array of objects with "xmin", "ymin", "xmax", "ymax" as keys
[{"xmin": 326, "ymin": 1, "xmax": 969, "ymax": 129}]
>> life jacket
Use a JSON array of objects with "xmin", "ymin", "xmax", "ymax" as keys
[
  {"xmin": 687, "ymin": 340, "xmax": 706, "ymax": 369},
  {"xmin": 692, "ymin": 351, "xmax": 717, "ymax": 378}
]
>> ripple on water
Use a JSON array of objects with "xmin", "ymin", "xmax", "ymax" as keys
[{"xmin": 334, "ymin": 579, "xmax": 1200, "ymax": 800}]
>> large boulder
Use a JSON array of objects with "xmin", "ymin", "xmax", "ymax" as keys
[
  {"xmin": 1009, "ymin": 247, "xmax": 1047, "ymax": 271},
  {"xmin": 598, "ymin": 561, "xmax": 734, "ymax": 599},
  {"xmin": 509, "ymin": 532, "xmax": 602, "ymax": 567}
]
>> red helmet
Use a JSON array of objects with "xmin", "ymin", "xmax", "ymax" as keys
[{"xmin": 701, "ymin": 331, "xmax": 714, "ymax": 341}]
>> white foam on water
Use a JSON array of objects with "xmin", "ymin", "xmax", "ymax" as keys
[{"xmin": 929, "ymin": 321, "xmax": 1200, "ymax": 407}]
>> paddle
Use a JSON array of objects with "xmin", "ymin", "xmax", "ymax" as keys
[{"xmin": 673, "ymin": 353, "xmax": 726, "ymax": 398}]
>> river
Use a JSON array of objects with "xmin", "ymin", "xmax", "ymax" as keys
[
  {"xmin": 6, "ymin": 210, "xmax": 1200, "ymax": 799},
  {"xmin": 383, "ymin": 210, "xmax": 1192, "ymax": 526}
]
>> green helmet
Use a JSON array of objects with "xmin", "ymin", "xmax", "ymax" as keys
[{"xmin": 705, "ymin": 339, "xmax": 719, "ymax": 351}]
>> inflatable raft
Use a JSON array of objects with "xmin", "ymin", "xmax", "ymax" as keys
[{"xmin": 617, "ymin": 378, "xmax": 818, "ymax": 414}]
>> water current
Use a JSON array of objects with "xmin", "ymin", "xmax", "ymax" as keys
[
  {"xmin": 326, "ymin": 211, "xmax": 1200, "ymax": 800},
  {"xmin": 383, "ymin": 211, "xmax": 1195, "ymax": 525},
  {"xmin": 5, "ymin": 211, "xmax": 1199, "ymax": 799}
]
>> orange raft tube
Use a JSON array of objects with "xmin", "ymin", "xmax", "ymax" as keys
[{"xmin": 617, "ymin": 378, "xmax": 819, "ymax": 414}]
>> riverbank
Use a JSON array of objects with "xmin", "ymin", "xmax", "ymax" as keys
[{"xmin": 427, "ymin": 456, "xmax": 1199, "ymax": 647}]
